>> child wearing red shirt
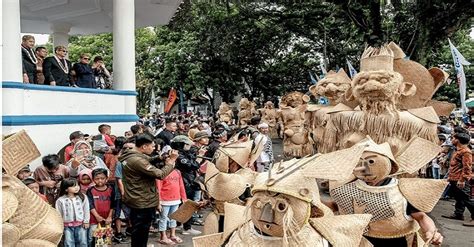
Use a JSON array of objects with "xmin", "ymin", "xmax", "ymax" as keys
[
  {"xmin": 86, "ymin": 168, "xmax": 116, "ymax": 246},
  {"xmin": 156, "ymin": 169, "xmax": 187, "ymax": 245}
]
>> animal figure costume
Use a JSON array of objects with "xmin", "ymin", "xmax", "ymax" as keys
[
  {"xmin": 259, "ymin": 101, "xmax": 279, "ymax": 138},
  {"xmin": 218, "ymin": 102, "xmax": 234, "ymax": 125},
  {"xmin": 2, "ymin": 131, "xmax": 63, "ymax": 247},
  {"xmin": 194, "ymin": 147, "xmax": 374, "ymax": 247},
  {"xmin": 328, "ymin": 137, "xmax": 447, "ymax": 247},
  {"xmin": 307, "ymin": 69, "xmax": 354, "ymax": 153},
  {"xmin": 323, "ymin": 44, "xmax": 441, "ymax": 154},
  {"xmin": 278, "ymin": 92, "xmax": 313, "ymax": 157},
  {"xmin": 238, "ymin": 98, "xmax": 256, "ymax": 127}
]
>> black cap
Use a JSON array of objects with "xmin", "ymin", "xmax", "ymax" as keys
[
  {"xmin": 69, "ymin": 131, "xmax": 84, "ymax": 140},
  {"xmin": 22, "ymin": 176, "xmax": 37, "ymax": 186}
]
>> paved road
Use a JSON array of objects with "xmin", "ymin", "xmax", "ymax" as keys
[{"xmin": 118, "ymin": 139, "xmax": 474, "ymax": 247}]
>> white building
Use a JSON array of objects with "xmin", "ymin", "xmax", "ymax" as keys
[{"xmin": 2, "ymin": 0, "xmax": 181, "ymax": 167}]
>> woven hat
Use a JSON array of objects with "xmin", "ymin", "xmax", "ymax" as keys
[
  {"xmin": 408, "ymin": 106, "xmax": 440, "ymax": 124},
  {"xmin": 355, "ymin": 137, "xmax": 400, "ymax": 174},
  {"xmin": 21, "ymin": 208, "xmax": 63, "ymax": 244},
  {"xmin": 252, "ymin": 157, "xmax": 328, "ymax": 212},
  {"xmin": 192, "ymin": 233, "xmax": 223, "ymax": 247},
  {"xmin": 204, "ymin": 163, "xmax": 251, "ymax": 201},
  {"xmin": 5, "ymin": 175, "xmax": 50, "ymax": 236},
  {"xmin": 188, "ymin": 128, "xmax": 199, "ymax": 140},
  {"xmin": 222, "ymin": 202, "xmax": 250, "ymax": 242},
  {"xmin": 2, "ymin": 130, "xmax": 41, "ymax": 176},
  {"xmin": 394, "ymin": 136, "xmax": 442, "ymax": 174},
  {"xmin": 398, "ymin": 178, "xmax": 448, "ymax": 212},
  {"xmin": 193, "ymin": 131, "xmax": 210, "ymax": 141},
  {"xmin": 388, "ymin": 41, "xmax": 407, "ymax": 59},
  {"xmin": 2, "ymin": 222, "xmax": 21, "ymax": 246},
  {"xmin": 2, "ymin": 189, "xmax": 18, "ymax": 222},
  {"xmin": 360, "ymin": 45, "xmax": 394, "ymax": 72},
  {"xmin": 15, "ymin": 239, "xmax": 56, "ymax": 247},
  {"xmin": 309, "ymin": 214, "xmax": 372, "ymax": 247},
  {"xmin": 170, "ymin": 200, "xmax": 200, "ymax": 223},
  {"xmin": 215, "ymin": 141, "xmax": 252, "ymax": 171},
  {"xmin": 426, "ymin": 100, "xmax": 456, "ymax": 117},
  {"xmin": 171, "ymin": 135, "xmax": 193, "ymax": 145},
  {"xmin": 203, "ymin": 212, "xmax": 219, "ymax": 235},
  {"xmin": 303, "ymin": 144, "xmax": 366, "ymax": 180}
]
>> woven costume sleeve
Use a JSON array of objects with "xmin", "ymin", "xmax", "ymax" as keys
[
  {"xmin": 398, "ymin": 178, "xmax": 448, "ymax": 212},
  {"xmin": 460, "ymin": 151, "xmax": 473, "ymax": 183}
]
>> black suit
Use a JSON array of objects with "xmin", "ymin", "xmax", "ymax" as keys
[
  {"xmin": 43, "ymin": 56, "xmax": 73, "ymax": 86},
  {"xmin": 21, "ymin": 47, "xmax": 37, "ymax": 83}
]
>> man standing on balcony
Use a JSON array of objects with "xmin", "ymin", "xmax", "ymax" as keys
[
  {"xmin": 21, "ymin": 35, "xmax": 37, "ymax": 84},
  {"xmin": 35, "ymin": 46, "xmax": 48, "ymax": 84},
  {"xmin": 43, "ymin": 46, "xmax": 73, "ymax": 87},
  {"xmin": 73, "ymin": 53, "xmax": 95, "ymax": 88}
]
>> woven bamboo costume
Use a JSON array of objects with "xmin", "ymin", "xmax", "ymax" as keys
[
  {"xmin": 321, "ymin": 44, "xmax": 443, "ymax": 155},
  {"xmin": 328, "ymin": 137, "xmax": 447, "ymax": 247},
  {"xmin": 238, "ymin": 98, "xmax": 256, "ymax": 128},
  {"xmin": 278, "ymin": 92, "xmax": 314, "ymax": 157},
  {"xmin": 217, "ymin": 102, "xmax": 234, "ymax": 125},
  {"xmin": 194, "ymin": 146, "xmax": 374, "ymax": 247},
  {"xmin": 258, "ymin": 101, "xmax": 279, "ymax": 138},
  {"xmin": 2, "ymin": 131, "xmax": 63, "ymax": 247}
]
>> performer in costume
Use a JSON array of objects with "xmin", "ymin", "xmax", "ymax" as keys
[
  {"xmin": 238, "ymin": 98, "xmax": 256, "ymax": 128},
  {"xmin": 258, "ymin": 101, "xmax": 279, "ymax": 139},
  {"xmin": 194, "ymin": 146, "xmax": 374, "ymax": 247},
  {"xmin": 326, "ymin": 136, "xmax": 446, "ymax": 247},
  {"xmin": 217, "ymin": 102, "xmax": 234, "ymax": 125}
]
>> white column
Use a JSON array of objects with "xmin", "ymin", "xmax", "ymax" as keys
[
  {"xmin": 2, "ymin": 0, "xmax": 22, "ymax": 82},
  {"xmin": 51, "ymin": 23, "xmax": 71, "ymax": 55},
  {"xmin": 113, "ymin": 0, "xmax": 136, "ymax": 91}
]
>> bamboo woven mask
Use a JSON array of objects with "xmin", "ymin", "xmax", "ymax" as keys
[
  {"xmin": 250, "ymin": 191, "xmax": 310, "ymax": 237},
  {"xmin": 310, "ymin": 69, "xmax": 351, "ymax": 103},
  {"xmin": 353, "ymin": 151, "xmax": 392, "ymax": 185}
]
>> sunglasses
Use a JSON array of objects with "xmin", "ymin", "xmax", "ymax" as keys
[{"xmin": 83, "ymin": 57, "xmax": 90, "ymax": 60}]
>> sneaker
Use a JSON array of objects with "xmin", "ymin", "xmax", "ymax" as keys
[
  {"xmin": 182, "ymin": 228, "xmax": 201, "ymax": 235},
  {"xmin": 463, "ymin": 220, "xmax": 474, "ymax": 227},
  {"xmin": 441, "ymin": 214, "xmax": 464, "ymax": 221}
]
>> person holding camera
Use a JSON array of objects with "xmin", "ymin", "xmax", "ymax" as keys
[
  {"xmin": 66, "ymin": 140, "xmax": 109, "ymax": 178},
  {"xmin": 119, "ymin": 133, "xmax": 178, "ymax": 247},
  {"xmin": 92, "ymin": 56, "xmax": 112, "ymax": 89}
]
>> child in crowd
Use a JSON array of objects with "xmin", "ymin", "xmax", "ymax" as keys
[
  {"xmin": 93, "ymin": 124, "xmax": 115, "ymax": 159},
  {"xmin": 86, "ymin": 168, "xmax": 116, "ymax": 246},
  {"xmin": 34, "ymin": 154, "xmax": 70, "ymax": 205},
  {"xmin": 78, "ymin": 169, "xmax": 94, "ymax": 194},
  {"xmin": 55, "ymin": 178, "xmax": 90, "ymax": 247},
  {"xmin": 156, "ymin": 168, "xmax": 187, "ymax": 245},
  {"xmin": 16, "ymin": 165, "xmax": 32, "ymax": 180},
  {"xmin": 23, "ymin": 177, "xmax": 48, "ymax": 202}
]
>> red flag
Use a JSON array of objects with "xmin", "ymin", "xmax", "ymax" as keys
[{"xmin": 164, "ymin": 88, "xmax": 177, "ymax": 113}]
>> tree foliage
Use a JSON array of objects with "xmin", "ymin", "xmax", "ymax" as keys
[{"xmin": 64, "ymin": 0, "xmax": 473, "ymax": 113}]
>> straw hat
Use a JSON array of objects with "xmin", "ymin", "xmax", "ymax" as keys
[
  {"xmin": 249, "ymin": 137, "xmax": 265, "ymax": 165},
  {"xmin": 170, "ymin": 200, "xmax": 200, "ymax": 223},
  {"xmin": 360, "ymin": 45, "xmax": 394, "ymax": 72},
  {"xmin": 192, "ymin": 233, "xmax": 223, "ymax": 247},
  {"xmin": 15, "ymin": 239, "xmax": 56, "ymax": 247},
  {"xmin": 6, "ymin": 175, "xmax": 50, "ymax": 236},
  {"xmin": 408, "ymin": 106, "xmax": 440, "ymax": 124},
  {"xmin": 203, "ymin": 212, "xmax": 219, "ymax": 235},
  {"xmin": 188, "ymin": 128, "xmax": 199, "ymax": 140},
  {"xmin": 215, "ymin": 141, "xmax": 252, "ymax": 172},
  {"xmin": 222, "ymin": 202, "xmax": 250, "ymax": 242},
  {"xmin": 2, "ymin": 130, "xmax": 41, "ymax": 176},
  {"xmin": 354, "ymin": 137, "xmax": 400, "ymax": 174},
  {"xmin": 394, "ymin": 136, "xmax": 442, "ymax": 174},
  {"xmin": 303, "ymin": 144, "xmax": 366, "ymax": 180},
  {"xmin": 398, "ymin": 178, "xmax": 448, "ymax": 212},
  {"xmin": 309, "ymin": 214, "xmax": 372, "ymax": 247},
  {"xmin": 388, "ymin": 41, "xmax": 407, "ymax": 59},
  {"xmin": 426, "ymin": 100, "xmax": 456, "ymax": 117},
  {"xmin": 2, "ymin": 222, "xmax": 21, "ymax": 246},
  {"xmin": 2, "ymin": 189, "xmax": 18, "ymax": 222},
  {"xmin": 204, "ymin": 163, "xmax": 251, "ymax": 201},
  {"xmin": 21, "ymin": 208, "xmax": 63, "ymax": 244}
]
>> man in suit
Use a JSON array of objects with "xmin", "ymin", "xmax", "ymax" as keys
[
  {"xmin": 21, "ymin": 35, "xmax": 37, "ymax": 83},
  {"xmin": 43, "ymin": 46, "xmax": 73, "ymax": 86}
]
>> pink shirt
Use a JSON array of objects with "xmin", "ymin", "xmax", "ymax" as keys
[{"xmin": 156, "ymin": 170, "xmax": 187, "ymax": 203}]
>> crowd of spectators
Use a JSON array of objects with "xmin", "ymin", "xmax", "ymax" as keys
[{"xmin": 21, "ymin": 35, "xmax": 111, "ymax": 89}]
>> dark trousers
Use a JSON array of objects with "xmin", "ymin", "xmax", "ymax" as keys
[
  {"xmin": 449, "ymin": 181, "xmax": 474, "ymax": 219},
  {"xmin": 129, "ymin": 207, "xmax": 156, "ymax": 247}
]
